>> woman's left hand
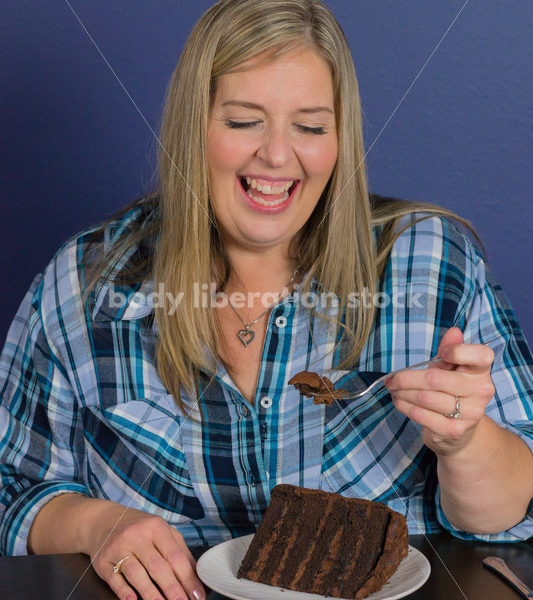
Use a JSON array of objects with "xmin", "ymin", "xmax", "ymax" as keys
[{"xmin": 385, "ymin": 327, "xmax": 496, "ymax": 456}]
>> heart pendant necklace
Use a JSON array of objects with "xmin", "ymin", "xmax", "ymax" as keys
[
  {"xmin": 237, "ymin": 327, "xmax": 256, "ymax": 347},
  {"xmin": 227, "ymin": 269, "xmax": 299, "ymax": 347}
]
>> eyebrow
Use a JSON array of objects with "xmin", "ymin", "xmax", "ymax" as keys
[{"xmin": 220, "ymin": 100, "xmax": 334, "ymax": 114}]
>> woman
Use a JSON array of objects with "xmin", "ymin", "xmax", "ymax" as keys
[{"xmin": 1, "ymin": 1, "xmax": 532, "ymax": 600}]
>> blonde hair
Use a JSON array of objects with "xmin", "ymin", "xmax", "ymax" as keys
[{"xmin": 83, "ymin": 0, "xmax": 478, "ymax": 411}]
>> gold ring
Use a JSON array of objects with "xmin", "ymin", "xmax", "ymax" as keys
[
  {"xmin": 113, "ymin": 553, "xmax": 135, "ymax": 575},
  {"xmin": 444, "ymin": 396, "xmax": 461, "ymax": 419}
]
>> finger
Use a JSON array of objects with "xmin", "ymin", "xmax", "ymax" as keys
[
  {"xmin": 439, "ymin": 342, "xmax": 495, "ymax": 373},
  {"xmin": 386, "ymin": 367, "xmax": 492, "ymax": 398},
  {"xmin": 390, "ymin": 389, "xmax": 485, "ymax": 422},
  {"xmin": 162, "ymin": 529, "xmax": 206, "ymax": 600},
  {"xmin": 169, "ymin": 527, "xmax": 197, "ymax": 570},
  {"xmin": 428, "ymin": 357, "xmax": 455, "ymax": 372},
  {"xmin": 91, "ymin": 553, "xmax": 139, "ymax": 600},
  {"xmin": 117, "ymin": 555, "xmax": 167, "ymax": 600},
  {"xmin": 134, "ymin": 546, "xmax": 189, "ymax": 600},
  {"xmin": 383, "ymin": 355, "xmax": 455, "ymax": 389},
  {"xmin": 391, "ymin": 389, "xmax": 458, "ymax": 416},
  {"xmin": 101, "ymin": 568, "xmax": 138, "ymax": 600},
  {"xmin": 392, "ymin": 396, "xmax": 469, "ymax": 440},
  {"xmin": 92, "ymin": 559, "xmax": 137, "ymax": 600},
  {"xmin": 437, "ymin": 327, "xmax": 464, "ymax": 356}
]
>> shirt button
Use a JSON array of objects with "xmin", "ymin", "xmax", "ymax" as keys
[
  {"xmin": 260, "ymin": 396, "xmax": 273, "ymax": 409},
  {"xmin": 275, "ymin": 315, "xmax": 287, "ymax": 328},
  {"xmin": 241, "ymin": 404, "xmax": 248, "ymax": 417}
]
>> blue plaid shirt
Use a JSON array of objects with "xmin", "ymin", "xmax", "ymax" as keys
[{"xmin": 1, "ymin": 201, "xmax": 532, "ymax": 555}]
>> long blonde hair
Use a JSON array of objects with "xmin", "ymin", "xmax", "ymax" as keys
[{"xmin": 83, "ymin": 0, "xmax": 478, "ymax": 410}]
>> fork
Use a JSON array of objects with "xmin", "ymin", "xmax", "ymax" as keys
[
  {"xmin": 320, "ymin": 336, "xmax": 500, "ymax": 406},
  {"xmin": 303, "ymin": 356, "xmax": 443, "ymax": 401}
]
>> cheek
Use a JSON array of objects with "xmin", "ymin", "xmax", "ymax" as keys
[
  {"xmin": 207, "ymin": 130, "xmax": 254, "ymax": 174},
  {"xmin": 298, "ymin": 139, "xmax": 338, "ymax": 178},
  {"xmin": 207, "ymin": 132, "xmax": 231, "ymax": 173}
]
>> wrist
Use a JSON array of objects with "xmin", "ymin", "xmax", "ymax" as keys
[
  {"xmin": 435, "ymin": 414, "xmax": 491, "ymax": 463},
  {"xmin": 77, "ymin": 497, "xmax": 122, "ymax": 556}
]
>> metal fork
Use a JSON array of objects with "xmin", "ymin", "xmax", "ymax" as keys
[
  {"xmin": 304, "ymin": 334, "xmax": 501, "ymax": 403},
  {"xmin": 304, "ymin": 356, "xmax": 442, "ymax": 401}
]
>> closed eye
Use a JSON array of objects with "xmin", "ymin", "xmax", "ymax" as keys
[
  {"xmin": 224, "ymin": 120, "xmax": 258, "ymax": 129},
  {"xmin": 224, "ymin": 120, "xmax": 327, "ymax": 135},
  {"xmin": 298, "ymin": 125, "xmax": 327, "ymax": 135}
]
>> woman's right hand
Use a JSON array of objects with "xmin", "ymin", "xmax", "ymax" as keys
[{"xmin": 85, "ymin": 502, "xmax": 206, "ymax": 600}]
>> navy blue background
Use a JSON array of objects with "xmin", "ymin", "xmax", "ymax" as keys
[{"xmin": 1, "ymin": 1, "xmax": 531, "ymax": 345}]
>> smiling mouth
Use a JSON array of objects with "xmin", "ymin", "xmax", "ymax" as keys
[{"xmin": 238, "ymin": 177, "xmax": 299, "ymax": 206}]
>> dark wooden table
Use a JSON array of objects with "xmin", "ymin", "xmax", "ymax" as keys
[{"xmin": 1, "ymin": 534, "xmax": 531, "ymax": 599}]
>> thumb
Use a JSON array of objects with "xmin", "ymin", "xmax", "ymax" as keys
[{"xmin": 438, "ymin": 327, "xmax": 464, "ymax": 358}]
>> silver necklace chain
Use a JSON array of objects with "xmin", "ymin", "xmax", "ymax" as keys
[{"xmin": 226, "ymin": 269, "xmax": 299, "ymax": 347}]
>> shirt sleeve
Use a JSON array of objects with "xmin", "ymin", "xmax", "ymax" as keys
[
  {"xmin": 434, "ymin": 230, "xmax": 533, "ymax": 542},
  {"xmin": 0, "ymin": 273, "xmax": 90, "ymax": 556}
]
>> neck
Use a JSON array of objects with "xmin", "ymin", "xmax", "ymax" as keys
[{"xmin": 224, "ymin": 247, "xmax": 299, "ymax": 296}]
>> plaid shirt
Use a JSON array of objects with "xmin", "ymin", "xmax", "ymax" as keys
[{"xmin": 1, "ymin": 201, "xmax": 532, "ymax": 555}]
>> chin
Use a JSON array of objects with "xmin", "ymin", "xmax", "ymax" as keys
[{"xmin": 239, "ymin": 226, "xmax": 292, "ymax": 248}]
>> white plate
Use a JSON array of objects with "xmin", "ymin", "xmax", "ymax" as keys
[{"xmin": 197, "ymin": 534, "xmax": 430, "ymax": 600}]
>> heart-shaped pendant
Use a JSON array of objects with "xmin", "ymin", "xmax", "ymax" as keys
[{"xmin": 238, "ymin": 328, "xmax": 255, "ymax": 346}]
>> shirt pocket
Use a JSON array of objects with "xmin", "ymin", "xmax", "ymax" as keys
[{"xmin": 81, "ymin": 394, "xmax": 205, "ymax": 522}]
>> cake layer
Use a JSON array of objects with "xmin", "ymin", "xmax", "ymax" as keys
[{"xmin": 237, "ymin": 484, "xmax": 409, "ymax": 599}]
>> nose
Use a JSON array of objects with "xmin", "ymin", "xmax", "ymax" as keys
[{"xmin": 255, "ymin": 124, "xmax": 295, "ymax": 168}]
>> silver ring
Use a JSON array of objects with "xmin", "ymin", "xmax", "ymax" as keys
[
  {"xmin": 113, "ymin": 553, "xmax": 135, "ymax": 575},
  {"xmin": 444, "ymin": 396, "xmax": 461, "ymax": 419}
]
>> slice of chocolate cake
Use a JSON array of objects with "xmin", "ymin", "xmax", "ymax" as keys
[{"xmin": 237, "ymin": 484, "xmax": 408, "ymax": 599}]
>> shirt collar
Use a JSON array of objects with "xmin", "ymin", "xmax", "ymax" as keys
[{"xmin": 91, "ymin": 278, "xmax": 155, "ymax": 321}]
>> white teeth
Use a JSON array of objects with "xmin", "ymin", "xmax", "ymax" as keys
[
  {"xmin": 241, "ymin": 177, "xmax": 294, "ymax": 195},
  {"xmin": 246, "ymin": 190, "xmax": 289, "ymax": 206},
  {"xmin": 239, "ymin": 176, "xmax": 297, "ymax": 207}
]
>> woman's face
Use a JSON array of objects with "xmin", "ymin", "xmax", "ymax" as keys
[{"xmin": 207, "ymin": 47, "xmax": 338, "ymax": 256}]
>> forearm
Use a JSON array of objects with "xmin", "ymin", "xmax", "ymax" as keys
[
  {"xmin": 27, "ymin": 492, "xmax": 116, "ymax": 555},
  {"xmin": 437, "ymin": 415, "xmax": 533, "ymax": 534}
]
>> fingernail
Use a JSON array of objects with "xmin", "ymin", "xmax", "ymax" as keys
[
  {"xmin": 384, "ymin": 376, "xmax": 393, "ymax": 388},
  {"xmin": 192, "ymin": 590, "xmax": 206, "ymax": 600}
]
